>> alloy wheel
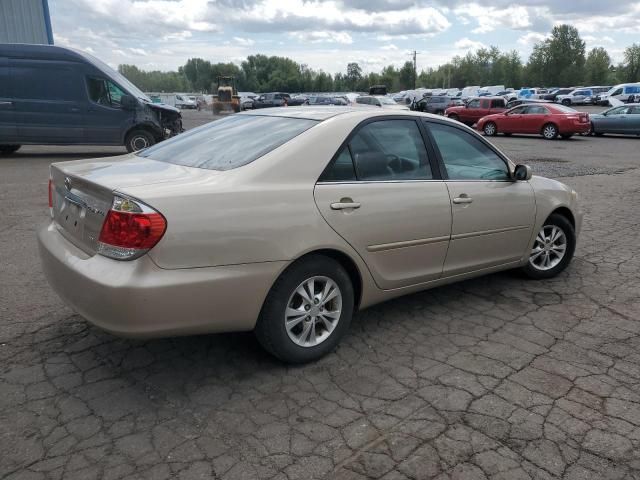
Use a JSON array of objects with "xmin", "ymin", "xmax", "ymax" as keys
[
  {"xmin": 484, "ymin": 122, "xmax": 497, "ymax": 136},
  {"xmin": 543, "ymin": 124, "xmax": 557, "ymax": 139},
  {"xmin": 285, "ymin": 276, "xmax": 342, "ymax": 347},
  {"xmin": 529, "ymin": 225, "xmax": 567, "ymax": 271}
]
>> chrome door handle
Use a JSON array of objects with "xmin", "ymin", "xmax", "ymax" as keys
[
  {"xmin": 452, "ymin": 195, "xmax": 473, "ymax": 204},
  {"xmin": 331, "ymin": 201, "xmax": 361, "ymax": 210},
  {"xmin": 0, "ymin": 101, "xmax": 13, "ymax": 106}
]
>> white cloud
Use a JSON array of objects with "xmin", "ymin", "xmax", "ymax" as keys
[
  {"xmin": 381, "ymin": 44, "xmax": 399, "ymax": 51},
  {"xmin": 517, "ymin": 32, "xmax": 548, "ymax": 45},
  {"xmin": 454, "ymin": 38, "xmax": 486, "ymax": 51},
  {"xmin": 233, "ymin": 36, "xmax": 255, "ymax": 47},
  {"xmin": 291, "ymin": 31, "xmax": 354, "ymax": 44}
]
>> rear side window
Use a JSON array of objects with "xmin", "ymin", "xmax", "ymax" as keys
[
  {"xmin": 322, "ymin": 120, "xmax": 432, "ymax": 182},
  {"xmin": 428, "ymin": 122, "xmax": 509, "ymax": 181},
  {"xmin": 490, "ymin": 99, "xmax": 504, "ymax": 108},
  {"xmin": 138, "ymin": 115, "xmax": 317, "ymax": 171}
]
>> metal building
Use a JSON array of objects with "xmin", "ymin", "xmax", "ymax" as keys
[{"xmin": 0, "ymin": 0, "xmax": 53, "ymax": 45}]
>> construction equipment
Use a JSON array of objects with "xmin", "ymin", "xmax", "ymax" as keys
[{"xmin": 212, "ymin": 76, "xmax": 241, "ymax": 114}]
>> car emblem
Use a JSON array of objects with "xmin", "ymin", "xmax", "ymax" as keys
[{"xmin": 64, "ymin": 177, "xmax": 72, "ymax": 191}]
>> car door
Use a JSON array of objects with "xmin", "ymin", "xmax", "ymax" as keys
[
  {"xmin": 626, "ymin": 106, "xmax": 640, "ymax": 134},
  {"xmin": 83, "ymin": 77, "xmax": 133, "ymax": 145},
  {"xmin": 10, "ymin": 58, "xmax": 85, "ymax": 144},
  {"xmin": 0, "ymin": 57, "xmax": 18, "ymax": 142},
  {"xmin": 424, "ymin": 120, "xmax": 535, "ymax": 276},
  {"xmin": 519, "ymin": 105, "xmax": 548, "ymax": 133},
  {"xmin": 314, "ymin": 118, "xmax": 452, "ymax": 289},
  {"xmin": 461, "ymin": 99, "xmax": 480, "ymax": 123},
  {"xmin": 500, "ymin": 105, "xmax": 526, "ymax": 133}
]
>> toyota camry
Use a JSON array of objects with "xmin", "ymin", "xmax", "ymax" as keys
[{"xmin": 39, "ymin": 107, "xmax": 582, "ymax": 363}]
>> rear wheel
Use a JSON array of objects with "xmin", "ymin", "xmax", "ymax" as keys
[
  {"xmin": 541, "ymin": 123, "xmax": 558, "ymax": 140},
  {"xmin": 628, "ymin": 95, "xmax": 636, "ymax": 103},
  {"xmin": 483, "ymin": 122, "xmax": 498, "ymax": 136},
  {"xmin": 0, "ymin": 145, "xmax": 21, "ymax": 155},
  {"xmin": 448, "ymin": 114, "xmax": 459, "ymax": 122},
  {"xmin": 255, "ymin": 255, "xmax": 354, "ymax": 363},
  {"xmin": 125, "ymin": 130, "xmax": 156, "ymax": 153},
  {"xmin": 522, "ymin": 214, "xmax": 575, "ymax": 279}
]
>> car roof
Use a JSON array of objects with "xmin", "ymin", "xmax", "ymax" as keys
[{"xmin": 237, "ymin": 106, "xmax": 465, "ymax": 123}]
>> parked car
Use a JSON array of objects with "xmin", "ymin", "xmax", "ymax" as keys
[
  {"xmin": 176, "ymin": 94, "xmax": 197, "ymax": 109},
  {"xmin": 540, "ymin": 88, "xmax": 574, "ymax": 101},
  {"xmin": 590, "ymin": 104, "xmax": 640, "ymax": 136},
  {"xmin": 517, "ymin": 88, "xmax": 542, "ymax": 99},
  {"xmin": 238, "ymin": 92, "xmax": 259, "ymax": 110},
  {"xmin": 253, "ymin": 93, "xmax": 306, "ymax": 108},
  {"xmin": 506, "ymin": 98, "xmax": 553, "ymax": 109},
  {"xmin": 39, "ymin": 107, "xmax": 581, "ymax": 363},
  {"xmin": 307, "ymin": 96, "xmax": 348, "ymax": 106},
  {"xmin": 557, "ymin": 87, "xmax": 609, "ymax": 106},
  {"xmin": 595, "ymin": 83, "xmax": 640, "ymax": 106},
  {"xmin": 477, "ymin": 103, "xmax": 590, "ymax": 139},
  {"xmin": 412, "ymin": 95, "xmax": 461, "ymax": 114},
  {"xmin": 460, "ymin": 86, "xmax": 481, "ymax": 100},
  {"xmin": 355, "ymin": 95, "xmax": 409, "ymax": 110},
  {"xmin": 0, "ymin": 44, "xmax": 183, "ymax": 154},
  {"xmin": 445, "ymin": 97, "xmax": 507, "ymax": 126}
]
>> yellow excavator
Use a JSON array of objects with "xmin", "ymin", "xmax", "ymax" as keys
[{"xmin": 212, "ymin": 76, "xmax": 241, "ymax": 114}]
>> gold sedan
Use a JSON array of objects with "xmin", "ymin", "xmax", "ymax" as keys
[{"xmin": 39, "ymin": 107, "xmax": 582, "ymax": 363}]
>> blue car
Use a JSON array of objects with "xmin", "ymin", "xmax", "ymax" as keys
[{"xmin": 590, "ymin": 105, "xmax": 640, "ymax": 136}]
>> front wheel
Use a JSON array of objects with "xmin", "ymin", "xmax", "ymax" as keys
[
  {"xmin": 483, "ymin": 122, "xmax": 498, "ymax": 136},
  {"xmin": 522, "ymin": 214, "xmax": 576, "ymax": 279},
  {"xmin": 125, "ymin": 130, "xmax": 156, "ymax": 153},
  {"xmin": 255, "ymin": 255, "xmax": 354, "ymax": 363},
  {"xmin": 561, "ymin": 99, "xmax": 571, "ymax": 106},
  {"xmin": 542, "ymin": 123, "xmax": 558, "ymax": 140}
]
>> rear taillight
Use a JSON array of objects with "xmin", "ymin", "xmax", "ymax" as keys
[
  {"xmin": 48, "ymin": 177, "xmax": 53, "ymax": 217},
  {"xmin": 97, "ymin": 195, "xmax": 166, "ymax": 260}
]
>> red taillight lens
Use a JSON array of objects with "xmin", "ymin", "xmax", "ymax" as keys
[
  {"xmin": 97, "ymin": 195, "xmax": 166, "ymax": 260},
  {"xmin": 99, "ymin": 210, "xmax": 166, "ymax": 250},
  {"xmin": 48, "ymin": 179, "xmax": 53, "ymax": 208}
]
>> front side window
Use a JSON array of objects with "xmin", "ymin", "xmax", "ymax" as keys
[
  {"xmin": 322, "ymin": 120, "xmax": 432, "ymax": 182},
  {"xmin": 524, "ymin": 106, "xmax": 548, "ymax": 114},
  {"xmin": 138, "ymin": 115, "xmax": 317, "ymax": 170},
  {"xmin": 428, "ymin": 122, "xmax": 510, "ymax": 181},
  {"xmin": 508, "ymin": 106, "xmax": 526, "ymax": 115},
  {"xmin": 87, "ymin": 78, "xmax": 126, "ymax": 108}
]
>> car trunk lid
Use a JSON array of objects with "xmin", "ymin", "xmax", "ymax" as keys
[{"xmin": 50, "ymin": 155, "xmax": 219, "ymax": 255}]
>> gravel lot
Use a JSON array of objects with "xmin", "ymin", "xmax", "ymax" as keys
[{"xmin": 2, "ymin": 107, "xmax": 640, "ymax": 480}]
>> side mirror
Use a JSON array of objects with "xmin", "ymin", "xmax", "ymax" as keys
[
  {"xmin": 513, "ymin": 164, "xmax": 532, "ymax": 181},
  {"xmin": 121, "ymin": 94, "xmax": 137, "ymax": 110}
]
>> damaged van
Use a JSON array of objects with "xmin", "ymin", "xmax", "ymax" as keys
[{"xmin": 0, "ymin": 44, "xmax": 183, "ymax": 154}]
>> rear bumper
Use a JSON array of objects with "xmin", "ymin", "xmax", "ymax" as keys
[
  {"xmin": 38, "ymin": 222, "xmax": 285, "ymax": 338},
  {"xmin": 562, "ymin": 122, "xmax": 591, "ymax": 134}
]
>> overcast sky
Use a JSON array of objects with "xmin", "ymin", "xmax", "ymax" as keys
[{"xmin": 49, "ymin": 0, "xmax": 639, "ymax": 74}]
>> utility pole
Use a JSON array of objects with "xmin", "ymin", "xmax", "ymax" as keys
[{"xmin": 412, "ymin": 50, "xmax": 417, "ymax": 89}]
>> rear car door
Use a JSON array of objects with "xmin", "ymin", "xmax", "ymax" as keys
[
  {"xmin": 626, "ymin": 106, "xmax": 640, "ymax": 134},
  {"xmin": 520, "ymin": 105, "xmax": 549, "ymax": 133},
  {"xmin": 10, "ymin": 58, "xmax": 85, "ymax": 144},
  {"xmin": 0, "ymin": 57, "xmax": 18, "ymax": 142},
  {"xmin": 424, "ymin": 120, "xmax": 535, "ymax": 276},
  {"xmin": 314, "ymin": 118, "xmax": 452, "ymax": 289},
  {"xmin": 83, "ymin": 77, "xmax": 134, "ymax": 145}
]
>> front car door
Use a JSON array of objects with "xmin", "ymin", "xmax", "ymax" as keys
[
  {"xmin": 314, "ymin": 118, "xmax": 452, "ymax": 289},
  {"xmin": 626, "ymin": 106, "xmax": 640, "ymax": 134},
  {"xmin": 461, "ymin": 99, "xmax": 480, "ymax": 123},
  {"xmin": 500, "ymin": 105, "xmax": 527, "ymax": 133},
  {"xmin": 83, "ymin": 77, "xmax": 133, "ymax": 145},
  {"xmin": 424, "ymin": 120, "xmax": 536, "ymax": 276},
  {"xmin": 0, "ymin": 57, "xmax": 18, "ymax": 142}
]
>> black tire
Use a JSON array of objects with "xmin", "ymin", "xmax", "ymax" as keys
[
  {"xmin": 561, "ymin": 133, "xmax": 573, "ymax": 139},
  {"xmin": 0, "ymin": 145, "xmax": 21, "ymax": 155},
  {"xmin": 435, "ymin": 110, "xmax": 444, "ymax": 116},
  {"xmin": 125, "ymin": 129, "xmax": 156, "ymax": 153},
  {"xmin": 255, "ymin": 255, "xmax": 354, "ymax": 363},
  {"xmin": 561, "ymin": 99, "xmax": 571, "ymax": 106},
  {"xmin": 448, "ymin": 114, "xmax": 459, "ymax": 122},
  {"xmin": 541, "ymin": 123, "xmax": 558, "ymax": 140},
  {"xmin": 522, "ymin": 213, "xmax": 576, "ymax": 280},
  {"xmin": 483, "ymin": 122, "xmax": 498, "ymax": 136},
  {"xmin": 628, "ymin": 95, "xmax": 635, "ymax": 103}
]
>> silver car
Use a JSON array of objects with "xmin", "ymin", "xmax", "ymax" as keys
[{"xmin": 39, "ymin": 107, "xmax": 582, "ymax": 363}]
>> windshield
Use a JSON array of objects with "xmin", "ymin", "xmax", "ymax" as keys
[
  {"xmin": 79, "ymin": 50, "xmax": 151, "ymax": 102},
  {"xmin": 137, "ymin": 115, "xmax": 318, "ymax": 170},
  {"xmin": 379, "ymin": 97, "xmax": 398, "ymax": 105}
]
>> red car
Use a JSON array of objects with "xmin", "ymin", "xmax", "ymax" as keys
[
  {"xmin": 476, "ymin": 104, "xmax": 590, "ymax": 139},
  {"xmin": 444, "ymin": 97, "xmax": 507, "ymax": 126}
]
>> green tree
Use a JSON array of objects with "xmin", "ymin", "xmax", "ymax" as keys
[
  {"xmin": 623, "ymin": 43, "xmax": 640, "ymax": 82},
  {"xmin": 528, "ymin": 25, "xmax": 585, "ymax": 86},
  {"xmin": 585, "ymin": 47, "xmax": 611, "ymax": 84},
  {"xmin": 346, "ymin": 62, "xmax": 362, "ymax": 90},
  {"xmin": 398, "ymin": 61, "xmax": 415, "ymax": 90}
]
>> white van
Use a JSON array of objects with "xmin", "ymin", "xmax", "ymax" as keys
[
  {"xmin": 460, "ymin": 86, "xmax": 480, "ymax": 99},
  {"xmin": 596, "ymin": 83, "xmax": 640, "ymax": 106}
]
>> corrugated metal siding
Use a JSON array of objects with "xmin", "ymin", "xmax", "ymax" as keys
[{"xmin": 0, "ymin": 0, "xmax": 52, "ymax": 44}]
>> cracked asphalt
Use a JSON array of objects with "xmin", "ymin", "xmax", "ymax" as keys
[{"xmin": 2, "ymin": 109, "xmax": 640, "ymax": 479}]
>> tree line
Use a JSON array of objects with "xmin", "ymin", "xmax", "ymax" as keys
[{"xmin": 119, "ymin": 25, "xmax": 640, "ymax": 94}]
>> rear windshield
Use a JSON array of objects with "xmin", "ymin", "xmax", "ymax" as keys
[
  {"xmin": 137, "ymin": 115, "xmax": 317, "ymax": 170},
  {"xmin": 552, "ymin": 104, "xmax": 579, "ymax": 113}
]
